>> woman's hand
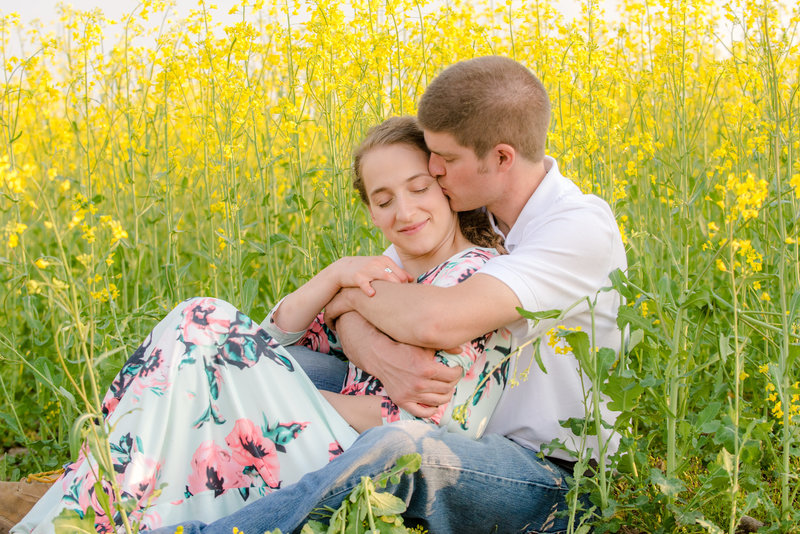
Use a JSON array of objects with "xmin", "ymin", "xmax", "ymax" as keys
[{"xmin": 330, "ymin": 257, "xmax": 413, "ymax": 297}]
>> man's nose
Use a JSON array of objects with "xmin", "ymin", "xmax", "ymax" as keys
[{"xmin": 428, "ymin": 154, "xmax": 445, "ymax": 178}]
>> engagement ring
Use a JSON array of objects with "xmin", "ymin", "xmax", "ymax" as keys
[{"xmin": 384, "ymin": 267, "xmax": 393, "ymax": 274}]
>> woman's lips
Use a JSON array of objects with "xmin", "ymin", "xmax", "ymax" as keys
[{"xmin": 398, "ymin": 220, "xmax": 428, "ymax": 235}]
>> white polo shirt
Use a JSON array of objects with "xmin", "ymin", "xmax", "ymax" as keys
[{"xmin": 386, "ymin": 156, "xmax": 627, "ymax": 461}]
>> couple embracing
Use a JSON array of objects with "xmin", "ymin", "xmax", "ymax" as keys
[{"xmin": 15, "ymin": 55, "xmax": 626, "ymax": 533}]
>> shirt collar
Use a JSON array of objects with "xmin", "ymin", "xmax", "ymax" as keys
[{"xmin": 489, "ymin": 156, "xmax": 562, "ymax": 251}]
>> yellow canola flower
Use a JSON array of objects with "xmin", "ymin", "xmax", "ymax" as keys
[
  {"xmin": 26, "ymin": 280, "xmax": 43, "ymax": 295},
  {"xmin": 108, "ymin": 219, "xmax": 129, "ymax": 244},
  {"xmin": 791, "ymin": 173, "xmax": 800, "ymax": 198},
  {"xmin": 91, "ymin": 283, "xmax": 120, "ymax": 303},
  {"xmin": 51, "ymin": 277, "xmax": 69, "ymax": 290}
]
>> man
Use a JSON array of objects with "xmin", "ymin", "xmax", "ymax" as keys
[{"xmin": 166, "ymin": 55, "xmax": 626, "ymax": 533}]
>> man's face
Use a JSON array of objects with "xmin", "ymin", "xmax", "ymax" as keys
[{"xmin": 423, "ymin": 130, "xmax": 495, "ymax": 212}]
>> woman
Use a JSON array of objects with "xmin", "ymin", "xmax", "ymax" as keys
[{"xmin": 15, "ymin": 117, "xmax": 510, "ymax": 533}]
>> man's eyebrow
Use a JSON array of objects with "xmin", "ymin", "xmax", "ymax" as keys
[{"xmin": 368, "ymin": 173, "xmax": 433, "ymax": 196}]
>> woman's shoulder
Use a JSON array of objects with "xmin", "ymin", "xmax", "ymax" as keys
[{"xmin": 418, "ymin": 246, "xmax": 499, "ymax": 286}]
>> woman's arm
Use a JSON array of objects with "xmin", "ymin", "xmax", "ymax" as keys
[
  {"xmin": 320, "ymin": 391, "xmax": 383, "ymax": 433},
  {"xmin": 271, "ymin": 256, "xmax": 412, "ymax": 334}
]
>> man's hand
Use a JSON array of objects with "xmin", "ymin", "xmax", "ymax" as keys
[
  {"xmin": 373, "ymin": 342, "xmax": 462, "ymax": 418},
  {"xmin": 335, "ymin": 311, "xmax": 462, "ymax": 418}
]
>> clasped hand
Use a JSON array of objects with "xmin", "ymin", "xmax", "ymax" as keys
[{"xmin": 322, "ymin": 257, "xmax": 463, "ymax": 418}]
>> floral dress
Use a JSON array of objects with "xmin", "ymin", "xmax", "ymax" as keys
[
  {"xmin": 15, "ymin": 247, "xmax": 510, "ymax": 533},
  {"xmin": 264, "ymin": 247, "xmax": 512, "ymax": 437}
]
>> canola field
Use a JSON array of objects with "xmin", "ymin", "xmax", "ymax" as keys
[{"xmin": 0, "ymin": 0, "xmax": 798, "ymax": 532}]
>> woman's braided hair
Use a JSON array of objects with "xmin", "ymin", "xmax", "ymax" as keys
[{"xmin": 352, "ymin": 116, "xmax": 506, "ymax": 254}]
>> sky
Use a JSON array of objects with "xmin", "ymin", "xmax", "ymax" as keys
[
  {"xmin": 7, "ymin": 0, "xmax": 587, "ymax": 26},
  {"xmin": 7, "ymin": 0, "xmax": 246, "ymax": 26}
]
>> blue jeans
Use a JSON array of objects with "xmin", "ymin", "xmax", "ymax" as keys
[
  {"xmin": 152, "ymin": 351, "xmax": 573, "ymax": 533},
  {"xmin": 283, "ymin": 344, "xmax": 349, "ymax": 392}
]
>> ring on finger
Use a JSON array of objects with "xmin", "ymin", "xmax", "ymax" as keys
[{"xmin": 384, "ymin": 267, "xmax": 393, "ymax": 274}]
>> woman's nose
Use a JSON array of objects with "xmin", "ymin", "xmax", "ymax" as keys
[{"xmin": 395, "ymin": 195, "xmax": 416, "ymax": 220}]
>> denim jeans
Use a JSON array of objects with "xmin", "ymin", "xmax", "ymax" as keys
[
  {"xmin": 283, "ymin": 344, "xmax": 349, "ymax": 392},
  {"xmin": 151, "ymin": 351, "xmax": 573, "ymax": 534}
]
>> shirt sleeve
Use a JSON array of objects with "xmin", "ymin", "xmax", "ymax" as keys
[
  {"xmin": 477, "ymin": 199, "xmax": 619, "ymax": 338},
  {"xmin": 260, "ymin": 299, "xmax": 345, "ymax": 358}
]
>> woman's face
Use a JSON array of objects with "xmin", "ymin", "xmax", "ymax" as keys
[{"xmin": 360, "ymin": 143, "xmax": 459, "ymax": 260}]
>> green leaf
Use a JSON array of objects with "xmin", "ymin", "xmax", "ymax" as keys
[
  {"xmin": 788, "ymin": 343, "xmax": 800, "ymax": 370},
  {"xmin": 68, "ymin": 414, "xmax": 97, "ymax": 460},
  {"xmin": 596, "ymin": 347, "xmax": 617, "ymax": 379},
  {"xmin": 616, "ymin": 306, "xmax": 655, "ymax": 333},
  {"xmin": 531, "ymin": 338, "xmax": 548, "ymax": 375},
  {"xmin": 679, "ymin": 288, "xmax": 711, "ymax": 310},
  {"xmin": 649, "ymin": 468, "xmax": 685, "ymax": 497},
  {"xmin": 516, "ymin": 307, "xmax": 562, "ymax": 322},
  {"xmin": 369, "ymin": 491, "xmax": 407, "ymax": 516},
  {"xmin": 560, "ymin": 417, "xmax": 593, "ymax": 435},
  {"xmin": 564, "ymin": 330, "xmax": 591, "ymax": 376},
  {"xmin": 394, "ymin": 453, "xmax": 421, "ymax": 474},
  {"xmin": 789, "ymin": 289, "xmax": 800, "ymax": 321},
  {"xmin": 695, "ymin": 517, "xmax": 724, "ymax": 534},
  {"xmin": 604, "ymin": 375, "xmax": 644, "ymax": 412},
  {"xmin": 300, "ymin": 521, "xmax": 327, "ymax": 534},
  {"xmin": 639, "ymin": 375, "xmax": 663, "ymax": 388},
  {"xmin": 718, "ymin": 334, "xmax": 731, "ymax": 364},
  {"xmin": 608, "ymin": 268, "xmax": 634, "ymax": 300},
  {"xmin": 696, "ymin": 401, "xmax": 723, "ymax": 432},
  {"xmin": 625, "ymin": 328, "xmax": 644, "ymax": 352},
  {"xmin": 53, "ymin": 507, "xmax": 97, "ymax": 534},
  {"xmin": 241, "ymin": 277, "xmax": 258, "ymax": 312},
  {"xmin": 93, "ymin": 480, "xmax": 112, "ymax": 518}
]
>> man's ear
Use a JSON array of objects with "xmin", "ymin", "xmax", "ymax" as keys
[{"xmin": 494, "ymin": 143, "xmax": 516, "ymax": 171}]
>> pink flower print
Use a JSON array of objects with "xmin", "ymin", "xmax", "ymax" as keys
[
  {"xmin": 72, "ymin": 473, "xmax": 117, "ymax": 532},
  {"xmin": 328, "ymin": 441, "xmax": 344, "ymax": 461},
  {"xmin": 102, "ymin": 396, "xmax": 120, "ymax": 416},
  {"xmin": 187, "ymin": 441, "xmax": 249, "ymax": 497},
  {"xmin": 462, "ymin": 345, "xmax": 486, "ymax": 382},
  {"xmin": 225, "ymin": 419, "xmax": 281, "ymax": 489},
  {"xmin": 298, "ymin": 314, "xmax": 332, "ymax": 353},
  {"xmin": 381, "ymin": 399, "xmax": 401, "ymax": 423},
  {"xmin": 180, "ymin": 299, "xmax": 233, "ymax": 348},
  {"xmin": 340, "ymin": 381, "xmax": 370, "ymax": 396},
  {"xmin": 119, "ymin": 450, "xmax": 162, "ymax": 504}
]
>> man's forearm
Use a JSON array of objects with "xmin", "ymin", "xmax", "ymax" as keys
[
  {"xmin": 330, "ymin": 274, "xmax": 522, "ymax": 349},
  {"xmin": 335, "ymin": 311, "xmax": 390, "ymax": 377},
  {"xmin": 334, "ymin": 311, "xmax": 461, "ymax": 416}
]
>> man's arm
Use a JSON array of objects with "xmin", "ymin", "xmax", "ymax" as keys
[
  {"xmin": 326, "ymin": 273, "xmax": 522, "ymax": 349},
  {"xmin": 335, "ymin": 311, "xmax": 462, "ymax": 418}
]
